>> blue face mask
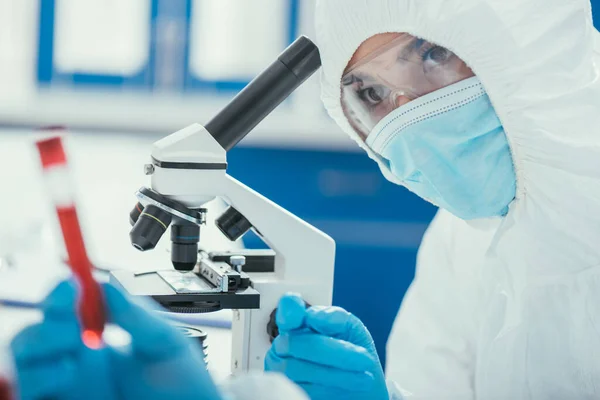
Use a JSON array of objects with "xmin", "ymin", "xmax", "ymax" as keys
[{"xmin": 366, "ymin": 77, "xmax": 516, "ymax": 220}]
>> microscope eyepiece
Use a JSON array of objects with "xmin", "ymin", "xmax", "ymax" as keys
[
  {"xmin": 130, "ymin": 205, "xmax": 172, "ymax": 251},
  {"xmin": 278, "ymin": 35, "xmax": 321, "ymax": 81},
  {"xmin": 205, "ymin": 35, "xmax": 322, "ymax": 151}
]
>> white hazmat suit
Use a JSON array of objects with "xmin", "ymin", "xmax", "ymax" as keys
[{"xmin": 314, "ymin": 0, "xmax": 600, "ymax": 398}]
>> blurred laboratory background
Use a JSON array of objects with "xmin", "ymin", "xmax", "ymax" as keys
[{"xmin": 0, "ymin": 0, "xmax": 598, "ymax": 366}]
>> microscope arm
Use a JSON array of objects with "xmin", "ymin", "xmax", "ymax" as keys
[
  {"xmin": 219, "ymin": 174, "xmax": 336, "ymax": 372},
  {"xmin": 218, "ymin": 175, "xmax": 336, "ymax": 286}
]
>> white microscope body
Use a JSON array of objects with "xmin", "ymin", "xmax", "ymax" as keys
[
  {"xmin": 113, "ymin": 36, "xmax": 336, "ymax": 373},
  {"xmin": 149, "ymin": 123, "xmax": 335, "ymax": 372}
]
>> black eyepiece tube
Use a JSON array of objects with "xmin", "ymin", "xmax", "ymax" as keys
[{"xmin": 205, "ymin": 35, "xmax": 321, "ymax": 151}]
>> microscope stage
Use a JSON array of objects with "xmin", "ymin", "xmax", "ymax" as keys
[{"xmin": 110, "ymin": 270, "xmax": 260, "ymax": 312}]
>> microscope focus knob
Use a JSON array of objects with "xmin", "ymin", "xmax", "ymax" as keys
[{"xmin": 267, "ymin": 301, "xmax": 311, "ymax": 343}]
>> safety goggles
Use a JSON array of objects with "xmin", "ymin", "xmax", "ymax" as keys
[{"xmin": 341, "ymin": 34, "xmax": 475, "ymax": 139}]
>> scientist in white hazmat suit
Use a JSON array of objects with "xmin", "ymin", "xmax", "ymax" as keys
[
  {"xmin": 264, "ymin": 0, "xmax": 600, "ymax": 399},
  {"xmin": 8, "ymin": 0, "xmax": 600, "ymax": 399}
]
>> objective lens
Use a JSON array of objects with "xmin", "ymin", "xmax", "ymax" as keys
[
  {"xmin": 171, "ymin": 224, "xmax": 200, "ymax": 271},
  {"xmin": 216, "ymin": 207, "xmax": 252, "ymax": 241},
  {"xmin": 130, "ymin": 205, "xmax": 172, "ymax": 251},
  {"xmin": 129, "ymin": 202, "xmax": 145, "ymax": 226}
]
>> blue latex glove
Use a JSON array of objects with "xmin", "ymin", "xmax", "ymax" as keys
[
  {"xmin": 264, "ymin": 294, "xmax": 389, "ymax": 400},
  {"xmin": 11, "ymin": 280, "xmax": 114, "ymax": 400},
  {"xmin": 11, "ymin": 280, "xmax": 224, "ymax": 400}
]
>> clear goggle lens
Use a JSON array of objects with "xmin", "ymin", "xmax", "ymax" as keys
[{"xmin": 341, "ymin": 34, "xmax": 475, "ymax": 139}]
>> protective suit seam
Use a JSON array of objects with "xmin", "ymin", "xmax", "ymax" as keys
[
  {"xmin": 375, "ymin": 83, "xmax": 484, "ymax": 133},
  {"xmin": 377, "ymin": 93, "xmax": 485, "ymax": 152}
]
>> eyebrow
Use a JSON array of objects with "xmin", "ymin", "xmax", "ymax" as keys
[
  {"xmin": 397, "ymin": 38, "xmax": 424, "ymax": 61},
  {"xmin": 342, "ymin": 71, "xmax": 377, "ymax": 86}
]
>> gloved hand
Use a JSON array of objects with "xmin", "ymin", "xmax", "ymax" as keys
[
  {"xmin": 10, "ymin": 280, "xmax": 114, "ymax": 400},
  {"xmin": 11, "ymin": 280, "xmax": 224, "ymax": 400},
  {"xmin": 264, "ymin": 294, "xmax": 389, "ymax": 400}
]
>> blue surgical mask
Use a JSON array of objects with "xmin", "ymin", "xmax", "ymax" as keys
[{"xmin": 366, "ymin": 77, "xmax": 516, "ymax": 220}]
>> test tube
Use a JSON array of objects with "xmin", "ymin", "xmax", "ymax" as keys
[
  {"xmin": 35, "ymin": 134, "xmax": 106, "ymax": 349},
  {"xmin": 0, "ymin": 345, "xmax": 15, "ymax": 400}
]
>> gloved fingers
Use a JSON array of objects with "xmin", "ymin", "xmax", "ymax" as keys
[
  {"xmin": 41, "ymin": 279, "xmax": 79, "ymax": 319},
  {"xmin": 272, "ymin": 333, "xmax": 375, "ymax": 372},
  {"xmin": 300, "ymin": 383, "xmax": 373, "ymax": 400},
  {"xmin": 305, "ymin": 306, "xmax": 376, "ymax": 351},
  {"xmin": 15, "ymin": 356, "xmax": 77, "ymax": 399},
  {"xmin": 76, "ymin": 346, "xmax": 115, "ymax": 400},
  {"xmin": 304, "ymin": 306, "xmax": 363, "ymax": 337},
  {"xmin": 102, "ymin": 283, "xmax": 183, "ymax": 358},
  {"xmin": 264, "ymin": 351, "xmax": 374, "ymax": 391},
  {"xmin": 11, "ymin": 319, "xmax": 82, "ymax": 366},
  {"xmin": 276, "ymin": 293, "xmax": 307, "ymax": 333}
]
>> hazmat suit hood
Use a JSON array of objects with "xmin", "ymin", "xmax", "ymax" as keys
[
  {"xmin": 315, "ymin": 0, "xmax": 600, "ymax": 398},
  {"xmin": 316, "ymin": 0, "xmax": 600, "ymax": 277}
]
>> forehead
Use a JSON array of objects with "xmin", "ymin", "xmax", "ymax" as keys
[{"xmin": 345, "ymin": 32, "xmax": 408, "ymax": 73}]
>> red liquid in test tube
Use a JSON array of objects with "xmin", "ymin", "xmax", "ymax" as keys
[
  {"xmin": 35, "ymin": 135, "xmax": 105, "ymax": 349},
  {"xmin": 0, "ymin": 378, "xmax": 13, "ymax": 400}
]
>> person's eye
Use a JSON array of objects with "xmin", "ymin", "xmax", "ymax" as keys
[
  {"xmin": 358, "ymin": 85, "xmax": 388, "ymax": 106},
  {"xmin": 421, "ymin": 45, "xmax": 454, "ymax": 66}
]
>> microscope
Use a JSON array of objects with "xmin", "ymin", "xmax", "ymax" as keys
[{"xmin": 109, "ymin": 36, "xmax": 336, "ymax": 373}]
